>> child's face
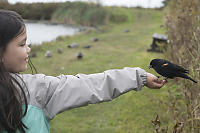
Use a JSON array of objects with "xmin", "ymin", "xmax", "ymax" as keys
[{"xmin": 3, "ymin": 28, "xmax": 31, "ymax": 73}]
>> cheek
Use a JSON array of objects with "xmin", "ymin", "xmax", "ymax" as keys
[
  {"xmin": 12, "ymin": 46, "xmax": 26, "ymax": 56},
  {"xmin": 12, "ymin": 48, "xmax": 27, "ymax": 64},
  {"xmin": 3, "ymin": 47, "xmax": 27, "ymax": 71}
]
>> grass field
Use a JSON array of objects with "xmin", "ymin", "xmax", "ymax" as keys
[{"xmin": 27, "ymin": 7, "xmax": 177, "ymax": 133}]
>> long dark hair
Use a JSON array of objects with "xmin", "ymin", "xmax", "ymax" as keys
[{"xmin": 0, "ymin": 10, "xmax": 36, "ymax": 133}]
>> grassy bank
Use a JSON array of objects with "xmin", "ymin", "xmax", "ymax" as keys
[{"xmin": 26, "ymin": 8, "xmax": 176, "ymax": 132}]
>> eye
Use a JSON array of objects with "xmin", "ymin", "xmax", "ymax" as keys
[{"xmin": 20, "ymin": 43, "xmax": 26, "ymax": 47}]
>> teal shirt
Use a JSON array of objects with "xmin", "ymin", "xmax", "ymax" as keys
[
  {"xmin": 5, "ymin": 68, "xmax": 146, "ymax": 133},
  {"xmin": 22, "ymin": 105, "xmax": 50, "ymax": 133},
  {"xmin": 2, "ymin": 105, "xmax": 50, "ymax": 133}
]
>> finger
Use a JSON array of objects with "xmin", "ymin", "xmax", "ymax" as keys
[
  {"xmin": 154, "ymin": 78, "xmax": 166, "ymax": 84},
  {"xmin": 153, "ymin": 84, "xmax": 162, "ymax": 89},
  {"xmin": 158, "ymin": 80, "xmax": 167, "ymax": 84},
  {"xmin": 152, "ymin": 81, "xmax": 165, "ymax": 89}
]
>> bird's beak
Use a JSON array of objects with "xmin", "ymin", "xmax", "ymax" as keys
[{"xmin": 148, "ymin": 65, "xmax": 152, "ymax": 69}]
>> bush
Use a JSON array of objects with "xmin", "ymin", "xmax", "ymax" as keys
[
  {"xmin": 0, "ymin": 2, "xmax": 129, "ymax": 27},
  {"xmin": 0, "ymin": 2, "xmax": 60, "ymax": 20},
  {"xmin": 52, "ymin": 2, "xmax": 109, "ymax": 27},
  {"xmin": 109, "ymin": 12, "xmax": 128, "ymax": 24},
  {"xmin": 157, "ymin": 0, "xmax": 200, "ymax": 132}
]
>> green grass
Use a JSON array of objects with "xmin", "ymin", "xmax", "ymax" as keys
[{"xmin": 26, "ymin": 8, "xmax": 176, "ymax": 133}]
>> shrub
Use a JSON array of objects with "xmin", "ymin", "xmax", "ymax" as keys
[{"xmin": 155, "ymin": 0, "xmax": 200, "ymax": 132}]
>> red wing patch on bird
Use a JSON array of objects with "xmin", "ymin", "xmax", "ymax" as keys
[{"xmin": 162, "ymin": 63, "xmax": 168, "ymax": 67}]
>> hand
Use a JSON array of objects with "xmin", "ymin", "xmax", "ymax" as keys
[{"xmin": 145, "ymin": 73, "xmax": 166, "ymax": 89}]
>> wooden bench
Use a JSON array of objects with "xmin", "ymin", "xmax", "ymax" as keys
[{"xmin": 147, "ymin": 33, "xmax": 168, "ymax": 53}]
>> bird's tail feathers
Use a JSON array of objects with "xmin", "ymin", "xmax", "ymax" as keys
[
  {"xmin": 189, "ymin": 77, "xmax": 198, "ymax": 83},
  {"xmin": 181, "ymin": 74, "xmax": 197, "ymax": 83}
]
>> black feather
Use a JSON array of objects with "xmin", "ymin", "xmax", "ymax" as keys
[{"xmin": 149, "ymin": 59, "xmax": 197, "ymax": 83}]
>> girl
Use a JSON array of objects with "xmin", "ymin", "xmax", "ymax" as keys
[{"xmin": 0, "ymin": 10, "xmax": 166, "ymax": 133}]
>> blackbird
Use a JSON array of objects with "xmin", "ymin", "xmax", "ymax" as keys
[{"xmin": 149, "ymin": 59, "xmax": 197, "ymax": 83}]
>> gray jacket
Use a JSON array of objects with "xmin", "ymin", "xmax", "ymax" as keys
[{"xmin": 14, "ymin": 67, "xmax": 147, "ymax": 120}]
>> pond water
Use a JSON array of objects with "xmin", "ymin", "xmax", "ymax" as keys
[{"xmin": 25, "ymin": 22, "xmax": 80, "ymax": 45}]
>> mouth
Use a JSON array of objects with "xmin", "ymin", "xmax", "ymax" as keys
[{"xmin": 25, "ymin": 57, "xmax": 29, "ymax": 63}]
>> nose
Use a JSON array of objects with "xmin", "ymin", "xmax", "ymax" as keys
[{"xmin": 26, "ymin": 44, "xmax": 31, "ymax": 54}]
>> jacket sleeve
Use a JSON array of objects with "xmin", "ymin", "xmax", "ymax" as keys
[{"xmin": 20, "ymin": 67, "xmax": 147, "ymax": 120}]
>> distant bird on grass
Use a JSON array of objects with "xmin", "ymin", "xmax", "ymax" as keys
[
  {"xmin": 45, "ymin": 50, "xmax": 52, "ymax": 58},
  {"xmin": 149, "ymin": 59, "xmax": 197, "ymax": 83},
  {"xmin": 91, "ymin": 38, "xmax": 99, "ymax": 42},
  {"xmin": 123, "ymin": 29, "xmax": 130, "ymax": 33},
  {"xmin": 83, "ymin": 45, "xmax": 92, "ymax": 49},
  {"xmin": 29, "ymin": 52, "xmax": 37, "ymax": 58},
  {"xmin": 76, "ymin": 52, "xmax": 83, "ymax": 60},
  {"xmin": 68, "ymin": 43, "xmax": 79, "ymax": 48},
  {"xmin": 57, "ymin": 48, "xmax": 63, "ymax": 54}
]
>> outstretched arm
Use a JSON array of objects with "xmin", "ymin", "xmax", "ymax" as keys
[{"xmin": 18, "ymin": 67, "xmax": 165, "ymax": 120}]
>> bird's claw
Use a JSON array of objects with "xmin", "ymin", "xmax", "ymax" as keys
[{"xmin": 164, "ymin": 77, "xmax": 168, "ymax": 83}]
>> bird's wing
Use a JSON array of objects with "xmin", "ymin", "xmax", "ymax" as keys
[{"xmin": 161, "ymin": 62, "xmax": 189, "ymax": 73}]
